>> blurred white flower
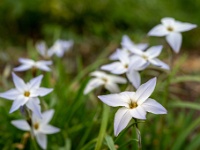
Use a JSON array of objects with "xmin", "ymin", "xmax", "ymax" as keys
[
  {"xmin": 36, "ymin": 41, "xmax": 52, "ymax": 58},
  {"xmin": 101, "ymin": 50, "xmax": 147, "ymax": 88},
  {"xmin": 148, "ymin": 17, "xmax": 197, "ymax": 53},
  {"xmin": 11, "ymin": 109, "xmax": 60, "ymax": 149},
  {"xmin": 0, "ymin": 73, "xmax": 53, "ymax": 118},
  {"xmin": 98, "ymin": 77, "xmax": 167, "ymax": 136},
  {"xmin": 48, "ymin": 39, "xmax": 73, "ymax": 57},
  {"xmin": 110, "ymin": 35, "xmax": 148, "ymax": 60},
  {"xmin": 129, "ymin": 45, "xmax": 170, "ymax": 70},
  {"xmin": 13, "ymin": 58, "xmax": 52, "ymax": 72},
  {"xmin": 84, "ymin": 71, "xmax": 127, "ymax": 94}
]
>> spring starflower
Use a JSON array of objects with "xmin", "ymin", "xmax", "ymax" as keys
[
  {"xmin": 101, "ymin": 50, "xmax": 147, "ymax": 88},
  {"xmin": 13, "ymin": 58, "xmax": 52, "ymax": 72},
  {"xmin": 148, "ymin": 17, "xmax": 197, "ymax": 53},
  {"xmin": 84, "ymin": 71, "xmax": 127, "ymax": 94},
  {"xmin": 48, "ymin": 39, "xmax": 73, "ymax": 57},
  {"xmin": 0, "ymin": 73, "xmax": 53, "ymax": 118},
  {"xmin": 98, "ymin": 78, "xmax": 167, "ymax": 136},
  {"xmin": 11, "ymin": 109, "xmax": 60, "ymax": 149},
  {"xmin": 110, "ymin": 35, "xmax": 148, "ymax": 60},
  {"xmin": 36, "ymin": 41, "xmax": 52, "ymax": 58},
  {"xmin": 129, "ymin": 45, "xmax": 170, "ymax": 70}
]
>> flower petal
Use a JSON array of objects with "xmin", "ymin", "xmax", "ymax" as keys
[
  {"xmin": 13, "ymin": 65, "xmax": 32, "ymax": 72},
  {"xmin": 145, "ymin": 45, "xmax": 163, "ymax": 59},
  {"xmin": 134, "ymin": 77, "xmax": 157, "ymax": 105},
  {"xmin": 12, "ymin": 73, "xmax": 26, "ymax": 92},
  {"xmin": 109, "ymin": 75, "xmax": 127, "ymax": 84},
  {"xmin": 29, "ymin": 75, "xmax": 43, "ymax": 89},
  {"xmin": 26, "ymin": 99, "xmax": 42, "ymax": 118},
  {"xmin": 141, "ymin": 98, "xmax": 167, "ymax": 114},
  {"xmin": 0, "ymin": 89, "xmax": 19, "ymax": 100},
  {"xmin": 129, "ymin": 106, "xmax": 146, "ymax": 119},
  {"xmin": 18, "ymin": 58, "xmax": 35, "ymax": 65},
  {"xmin": 126, "ymin": 70, "xmax": 141, "ymax": 89},
  {"xmin": 11, "ymin": 120, "xmax": 30, "ymax": 131},
  {"xmin": 161, "ymin": 17, "xmax": 175, "ymax": 26},
  {"xmin": 98, "ymin": 94, "xmax": 128, "ymax": 107},
  {"xmin": 35, "ymin": 88, "xmax": 53, "ymax": 97},
  {"xmin": 35, "ymin": 133, "xmax": 47, "ymax": 149},
  {"xmin": 101, "ymin": 62, "xmax": 127, "ymax": 74},
  {"xmin": 84, "ymin": 78, "xmax": 104, "ymax": 94},
  {"xmin": 175, "ymin": 21, "xmax": 197, "ymax": 32},
  {"xmin": 40, "ymin": 124, "xmax": 60, "ymax": 134},
  {"xmin": 150, "ymin": 58, "xmax": 170, "ymax": 70},
  {"xmin": 9, "ymin": 96, "xmax": 28, "ymax": 113},
  {"xmin": 166, "ymin": 32, "xmax": 182, "ymax": 53},
  {"xmin": 41, "ymin": 109, "xmax": 54, "ymax": 124},
  {"xmin": 148, "ymin": 24, "xmax": 169, "ymax": 36},
  {"xmin": 114, "ymin": 108, "xmax": 132, "ymax": 136},
  {"xmin": 105, "ymin": 83, "xmax": 120, "ymax": 93}
]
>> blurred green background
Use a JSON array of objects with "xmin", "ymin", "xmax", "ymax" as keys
[{"xmin": 0, "ymin": 0, "xmax": 199, "ymax": 50}]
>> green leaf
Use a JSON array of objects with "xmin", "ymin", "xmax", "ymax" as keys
[
  {"xmin": 172, "ymin": 117, "xmax": 200, "ymax": 150},
  {"xmin": 105, "ymin": 135, "xmax": 116, "ymax": 150},
  {"xmin": 169, "ymin": 101, "xmax": 200, "ymax": 111},
  {"xmin": 171, "ymin": 75, "xmax": 200, "ymax": 83}
]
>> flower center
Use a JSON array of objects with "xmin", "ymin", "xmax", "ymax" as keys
[
  {"xmin": 129, "ymin": 101, "xmax": 138, "ymax": 109},
  {"xmin": 24, "ymin": 91, "xmax": 30, "ymax": 97},
  {"xmin": 102, "ymin": 77, "xmax": 108, "ymax": 83},
  {"xmin": 34, "ymin": 123, "xmax": 39, "ymax": 130},
  {"xmin": 124, "ymin": 64, "xmax": 128, "ymax": 68},
  {"xmin": 167, "ymin": 26, "xmax": 174, "ymax": 32},
  {"xmin": 142, "ymin": 54, "xmax": 148, "ymax": 60}
]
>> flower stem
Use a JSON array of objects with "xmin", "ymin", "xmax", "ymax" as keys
[
  {"xmin": 134, "ymin": 118, "xmax": 142, "ymax": 150},
  {"xmin": 94, "ymin": 104, "xmax": 110, "ymax": 150}
]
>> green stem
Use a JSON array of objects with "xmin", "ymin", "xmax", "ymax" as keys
[
  {"xmin": 134, "ymin": 119, "xmax": 142, "ymax": 150},
  {"xmin": 94, "ymin": 104, "xmax": 110, "ymax": 150}
]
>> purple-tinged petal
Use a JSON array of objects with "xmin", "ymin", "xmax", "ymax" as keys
[
  {"xmin": 98, "ymin": 94, "xmax": 128, "ymax": 107},
  {"xmin": 0, "ymin": 89, "xmax": 19, "ymax": 100},
  {"xmin": 114, "ymin": 108, "xmax": 132, "ymax": 136},
  {"xmin": 141, "ymin": 98, "xmax": 167, "ymax": 114},
  {"xmin": 105, "ymin": 83, "xmax": 120, "ymax": 93},
  {"xmin": 129, "ymin": 106, "xmax": 146, "ymax": 119},
  {"xmin": 41, "ymin": 109, "xmax": 54, "ymax": 124},
  {"xmin": 13, "ymin": 65, "xmax": 32, "ymax": 72},
  {"xmin": 148, "ymin": 24, "xmax": 169, "ymax": 37},
  {"xmin": 29, "ymin": 75, "xmax": 43, "ymax": 89},
  {"xmin": 134, "ymin": 78, "xmax": 157, "ymax": 105},
  {"xmin": 166, "ymin": 32, "xmax": 182, "ymax": 53},
  {"xmin": 145, "ymin": 45, "xmax": 163, "ymax": 58},
  {"xmin": 35, "ymin": 133, "xmax": 47, "ymax": 149},
  {"xmin": 11, "ymin": 120, "xmax": 30, "ymax": 131},
  {"xmin": 40, "ymin": 125, "xmax": 60, "ymax": 134},
  {"xmin": 26, "ymin": 99, "xmax": 42, "ymax": 118},
  {"xmin": 84, "ymin": 78, "xmax": 104, "ymax": 94},
  {"xmin": 126, "ymin": 70, "xmax": 141, "ymax": 89},
  {"xmin": 12, "ymin": 73, "xmax": 26, "ymax": 92},
  {"xmin": 9, "ymin": 96, "xmax": 28, "ymax": 113}
]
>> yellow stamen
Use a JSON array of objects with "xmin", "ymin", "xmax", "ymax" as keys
[
  {"xmin": 34, "ymin": 123, "xmax": 39, "ymax": 130},
  {"xmin": 129, "ymin": 101, "xmax": 138, "ymax": 109},
  {"xmin": 167, "ymin": 26, "xmax": 173, "ymax": 32},
  {"xmin": 24, "ymin": 91, "xmax": 30, "ymax": 97}
]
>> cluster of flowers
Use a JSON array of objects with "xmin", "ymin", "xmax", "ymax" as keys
[
  {"xmin": 0, "ymin": 39, "xmax": 73, "ymax": 149},
  {"xmin": 84, "ymin": 17, "xmax": 196, "ymax": 136}
]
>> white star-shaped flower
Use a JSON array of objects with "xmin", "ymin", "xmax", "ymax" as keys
[
  {"xmin": 98, "ymin": 77, "xmax": 167, "ymax": 136},
  {"xmin": 148, "ymin": 17, "xmax": 197, "ymax": 53},
  {"xmin": 11, "ymin": 109, "xmax": 60, "ymax": 149},
  {"xmin": 0, "ymin": 73, "xmax": 53, "ymax": 118},
  {"xmin": 101, "ymin": 50, "xmax": 147, "ymax": 88},
  {"xmin": 36, "ymin": 41, "xmax": 52, "ymax": 58},
  {"xmin": 129, "ymin": 45, "xmax": 170, "ymax": 70},
  {"xmin": 109, "ymin": 35, "xmax": 148, "ymax": 60},
  {"xmin": 84, "ymin": 71, "xmax": 127, "ymax": 94},
  {"xmin": 48, "ymin": 39, "xmax": 73, "ymax": 57},
  {"xmin": 13, "ymin": 58, "xmax": 52, "ymax": 72}
]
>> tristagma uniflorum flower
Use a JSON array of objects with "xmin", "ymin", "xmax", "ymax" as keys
[
  {"xmin": 0, "ymin": 73, "xmax": 53, "ymax": 118},
  {"xmin": 98, "ymin": 77, "xmax": 167, "ymax": 136}
]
